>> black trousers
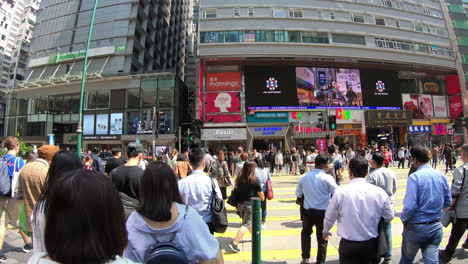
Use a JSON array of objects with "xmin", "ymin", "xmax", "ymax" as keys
[
  {"xmin": 398, "ymin": 158, "xmax": 405, "ymax": 168},
  {"xmin": 444, "ymin": 218, "xmax": 468, "ymax": 257},
  {"xmin": 301, "ymin": 208, "xmax": 327, "ymax": 262},
  {"xmin": 220, "ymin": 187, "xmax": 227, "ymax": 200},
  {"xmin": 339, "ymin": 238, "xmax": 377, "ymax": 264}
]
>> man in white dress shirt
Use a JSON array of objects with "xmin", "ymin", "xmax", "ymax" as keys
[{"xmin": 323, "ymin": 156, "xmax": 394, "ymax": 264}]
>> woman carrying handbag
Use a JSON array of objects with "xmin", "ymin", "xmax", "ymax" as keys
[
  {"xmin": 253, "ymin": 158, "xmax": 272, "ymax": 229},
  {"xmin": 211, "ymin": 151, "xmax": 232, "ymax": 200}
]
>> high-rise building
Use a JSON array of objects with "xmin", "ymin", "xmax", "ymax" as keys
[
  {"xmin": 198, "ymin": 0, "xmax": 461, "ymax": 151},
  {"xmin": 5, "ymin": 0, "xmax": 192, "ymax": 151}
]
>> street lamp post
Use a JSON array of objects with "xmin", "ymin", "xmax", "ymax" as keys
[{"xmin": 76, "ymin": 0, "xmax": 99, "ymax": 157}]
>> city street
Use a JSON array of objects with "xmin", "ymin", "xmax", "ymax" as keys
[
  {"xmin": 2, "ymin": 162, "xmax": 468, "ymax": 263},
  {"xmin": 217, "ymin": 162, "xmax": 468, "ymax": 264}
]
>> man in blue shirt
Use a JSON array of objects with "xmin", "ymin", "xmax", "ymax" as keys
[
  {"xmin": 91, "ymin": 147, "xmax": 104, "ymax": 173},
  {"xmin": 178, "ymin": 148, "xmax": 222, "ymax": 234},
  {"xmin": 400, "ymin": 145, "xmax": 451, "ymax": 264},
  {"xmin": 296, "ymin": 154, "xmax": 338, "ymax": 264}
]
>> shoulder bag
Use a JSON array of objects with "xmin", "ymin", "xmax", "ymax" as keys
[
  {"xmin": 266, "ymin": 179, "xmax": 273, "ymax": 200},
  {"xmin": 441, "ymin": 167, "xmax": 466, "ymax": 227},
  {"xmin": 210, "ymin": 179, "xmax": 228, "ymax": 233},
  {"xmin": 227, "ymin": 186, "xmax": 239, "ymax": 207}
]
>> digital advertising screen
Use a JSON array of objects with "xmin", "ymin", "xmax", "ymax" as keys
[
  {"xmin": 361, "ymin": 69, "xmax": 401, "ymax": 107},
  {"xmin": 205, "ymin": 92, "xmax": 241, "ymax": 113},
  {"xmin": 83, "ymin": 114, "xmax": 95, "ymax": 135},
  {"xmin": 296, "ymin": 67, "xmax": 362, "ymax": 107},
  {"xmin": 110, "ymin": 113, "xmax": 123, "ymax": 135},
  {"xmin": 96, "ymin": 114, "xmax": 109, "ymax": 135},
  {"xmin": 245, "ymin": 66, "xmax": 298, "ymax": 107}
]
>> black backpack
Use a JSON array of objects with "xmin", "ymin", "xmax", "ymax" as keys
[
  {"xmin": 210, "ymin": 178, "xmax": 228, "ymax": 233},
  {"xmin": 144, "ymin": 205, "xmax": 190, "ymax": 264}
]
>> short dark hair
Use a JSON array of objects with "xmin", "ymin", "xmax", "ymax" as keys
[
  {"xmin": 254, "ymin": 158, "xmax": 265, "ymax": 169},
  {"xmin": 138, "ymin": 162, "xmax": 184, "ymax": 221},
  {"xmin": 349, "ymin": 156, "xmax": 369, "ymax": 178},
  {"xmin": 45, "ymin": 169, "xmax": 127, "ymax": 263},
  {"xmin": 189, "ymin": 147, "xmax": 205, "ymax": 168},
  {"xmin": 315, "ymin": 154, "xmax": 329, "ymax": 168},
  {"xmin": 327, "ymin": 145, "xmax": 336, "ymax": 155},
  {"xmin": 92, "ymin": 147, "xmax": 101, "ymax": 154},
  {"xmin": 411, "ymin": 145, "xmax": 430, "ymax": 163},
  {"xmin": 372, "ymin": 152, "xmax": 385, "ymax": 166},
  {"xmin": 111, "ymin": 148, "xmax": 121, "ymax": 156},
  {"xmin": 176, "ymin": 153, "xmax": 186, "ymax": 162}
]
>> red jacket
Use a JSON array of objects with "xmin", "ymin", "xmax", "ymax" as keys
[{"xmin": 384, "ymin": 151, "xmax": 392, "ymax": 164}]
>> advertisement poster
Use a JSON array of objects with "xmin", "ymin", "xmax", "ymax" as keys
[
  {"xmin": 422, "ymin": 80, "xmax": 442, "ymax": 95},
  {"xmin": 317, "ymin": 139, "xmax": 327, "ymax": 153},
  {"xmin": 96, "ymin": 114, "xmax": 109, "ymax": 135},
  {"xmin": 432, "ymin": 96, "xmax": 448, "ymax": 118},
  {"xmin": 296, "ymin": 67, "xmax": 362, "ymax": 106},
  {"xmin": 245, "ymin": 66, "xmax": 298, "ymax": 107},
  {"xmin": 446, "ymin": 74, "xmax": 461, "ymax": 96},
  {"xmin": 449, "ymin": 95, "xmax": 463, "ymax": 120},
  {"xmin": 83, "ymin": 115, "xmax": 95, "ymax": 135},
  {"xmin": 110, "ymin": 113, "xmax": 123, "ymax": 135},
  {"xmin": 361, "ymin": 69, "xmax": 401, "ymax": 107},
  {"xmin": 402, "ymin": 94, "xmax": 433, "ymax": 119},
  {"xmin": 205, "ymin": 114, "xmax": 242, "ymax": 123},
  {"xmin": 206, "ymin": 72, "xmax": 242, "ymax": 91},
  {"xmin": 418, "ymin": 94, "xmax": 433, "ymax": 118},
  {"xmin": 205, "ymin": 92, "xmax": 241, "ymax": 113}
]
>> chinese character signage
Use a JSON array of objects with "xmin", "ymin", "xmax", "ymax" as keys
[
  {"xmin": 248, "ymin": 126, "xmax": 289, "ymax": 138},
  {"xmin": 408, "ymin": 125, "xmax": 432, "ymax": 134},
  {"xmin": 432, "ymin": 124, "xmax": 447, "ymax": 135},
  {"xmin": 206, "ymin": 72, "xmax": 242, "ymax": 91},
  {"xmin": 366, "ymin": 110, "xmax": 412, "ymax": 127}
]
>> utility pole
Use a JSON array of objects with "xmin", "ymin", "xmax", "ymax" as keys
[
  {"xmin": 76, "ymin": 0, "xmax": 99, "ymax": 157},
  {"xmin": 187, "ymin": 128, "xmax": 191, "ymax": 151},
  {"xmin": 152, "ymin": 106, "xmax": 157, "ymax": 158},
  {"xmin": 178, "ymin": 127, "xmax": 182, "ymax": 152}
]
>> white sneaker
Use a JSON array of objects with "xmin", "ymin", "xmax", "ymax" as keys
[{"xmin": 261, "ymin": 223, "xmax": 266, "ymax": 230}]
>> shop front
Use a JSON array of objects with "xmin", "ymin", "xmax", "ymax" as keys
[
  {"xmin": 247, "ymin": 126, "xmax": 291, "ymax": 152},
  {"xmin": 334, "ymin": 109, "xmax": 365, "ymax": 151},
  {"xmin": 201, "ymin": 128, "xmax": 247, "ymax": 152},
  {"xmin": 365, "ymin": 110, "xmax": 412, "ymax": 148},
  {"xmin": 407, "ymin": 124, "xmax": 432, "ymax": 147}
]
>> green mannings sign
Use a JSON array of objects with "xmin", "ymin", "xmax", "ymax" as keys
[{"xmin": 115, "ymin": 45, "xmax": 126, "ymax": 52}]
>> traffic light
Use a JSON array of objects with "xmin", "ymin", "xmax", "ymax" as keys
[
  {"xmin": 317, "ymin": 112, "xmax": 323, "ymax": 123},
  {"xmin": 329, "ymin": 115, "xmax": 336, "ymax": 130},
  {"xmin": 189, "ymin": 135, "xmax": 194, "ymax": 142},
  {"xmin": 464, "ymin": 117, "xmax": 468, "ymax": 129}
]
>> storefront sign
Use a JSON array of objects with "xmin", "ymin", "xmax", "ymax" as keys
[
  {"xmin": 288, "ymin": 112, "xmax": 321, "ymax": 123},
  {"xmin": 449, "ymin": 95, "xmax": 463, "ymax": 120},
  {"xmin": 205, "ymin": 92, "xmax": 241, "ymax": 113},
  {"xmin": 432, "ymin": 96, "xmax": 448, "ymax": 118},
  {"xmin": 336, "ymin": 130, "xmax": 362, "ymax": 136},
  {"xmin": 206, "ymin": 72, "xmax": 242, "ymax": 91},
  {"xmin": 366, "ymin": 111, "xmax": 412, "ymax": 127},
  {"xmin": 201, "ymin": 128, "xmax": 247, "ymax": 141},
  {"xmin": 408, "ymin": 126, "xmax": 431, "ymax": 134},
  {"xmin": 317, "ymin": 139, "xmax": 327, "ymax": 153},
  {"xmin": 423, "ymin": 81, "xmax": 440, "ymax": 93},
  {"xmin": 83, "ymin": 135, "xmax": 121, "ymax": 141},
  {"xmin": 248, "ymin": 126, "xmax": 289, "ymax": 138},
  {"xmin": 336, "ymin": 110, "xmax": 364, "ymax": 124},
  {"xmin": 432, "ymin": 124, "xmax": 447, "ymax": 135},
  {"xmin": 248, "ymin": 112, "xmax": 289, "ymax": 123},
  {"xmin": 336, "ymin": 109, "xmax": 351, "ymax": 120}
]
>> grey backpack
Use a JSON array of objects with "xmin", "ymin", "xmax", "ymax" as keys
[{"xmin": 0, "ymin": 156, "xmax": 15, "ymax": 196}]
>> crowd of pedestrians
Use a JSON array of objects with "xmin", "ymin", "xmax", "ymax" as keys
[{"xmin": 0, "ymin": 136, "xmax": 466, "ymax": 263}]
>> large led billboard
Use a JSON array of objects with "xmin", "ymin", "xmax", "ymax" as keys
[
  {"xmin": 296, "ymin": 67, "xmax": 362, "ymax": 106},
  {"xmin": 360, "ymin": 69, "xmax": 401, "ymax": 107}
]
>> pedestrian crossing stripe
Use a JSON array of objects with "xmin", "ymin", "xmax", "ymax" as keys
[
  {"xmin": 221, "ymin": 235, "xmax": 452, "ymax": 261},
  {"xmin": 227, "ymin": 206, "xmax": 299, "ymax": 212}
]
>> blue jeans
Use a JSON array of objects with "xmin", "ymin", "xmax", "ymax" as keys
[
  {"xmin": 385, "ymin": 221, "xmax": 392, "ymax": 258},
  {"xmin": 399, "ymin": 222, "xmax": 443, "ymax": 264}
]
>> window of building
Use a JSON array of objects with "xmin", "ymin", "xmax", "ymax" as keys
[
  {"xmin": 302, "ymin": 32, "xmax": 329, "ymax": 44},
  {"xmin": 203, "ymin": 9, "xmax": 217, "ymax": 19},
  {"xmin": 330, "ymin": 12, "xmax": 335, "ymax": 20},
  {"xmin": 256, "ymin": 31, "xmax": 275, "ymax": 42},
  {"xmin": 333, "ymin": 34, "xmax": 366, "ymax": 45},
  {"xmin": 422, "ymin": 7, "xmax": 431, "ymax": 15},
  {"xmin": 289, "ymin": 9, "xmax": 303, "ymax": 18},
  {"xmin": 110, "ymin": 89, "xmax": 125, "ymax": 109},
  {"xmin": 317, "ymin": 10, "xmax": 323, "ymax": 19},
  {"xmin": 375, "ymin": 17, "xmax": 385, "ymax": 26},
  {"xmin": 395, "ymin": 20, "xmax": 400, "ymax": 28},
  {"xmin": 248, "ymin": 7, "xmax": 255, "ymax": 17},
  {"xmin": 1, "ymin": 35, "xmax": 5, "ymax": 41},
  {"xmin": 225, "ymin": 31, "xmax": 243, "ymax": 42},
  {"xmin": 274, "ymin": 31, "xmax": 288, "ymax": 42},
  {"xmin": 415, "ymin": 24, "xmax": 423, "ymax": 32},
  {"xmin": 382, "ymin": 0, "xmax": 392, "ymax": 8},
  {"xmin": 158, "ymin": 77, "xmax": 174, "ymax": 108},
  {"xmin": 233, "ymin": 8, "xmax": 240, "ymax": 17},
  {"xmin": 200, "ymin": 31, "xmax": 224, "ymax": 43},
  {"xmin": 288, "ymin": 31, "xmax": 302, "ymax": 42},
  {"xmin": 353, "ymin": 15, "xmax": 365, "ymax": 23},
  {"xmin": 273, "ymin": 9, "xmax": 287, "ymax": 18},
  {"xmin": 244, "ymin": 31, "xmax": 256, "ymax": 42},
  {"xmin": 141, "ymin": 78, "xmax": 157, "ymax": 108}
]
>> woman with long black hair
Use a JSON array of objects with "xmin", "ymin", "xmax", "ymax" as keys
[{"xmin": 228, "ymin": 161, "xmax": 265, "ymax": 253}]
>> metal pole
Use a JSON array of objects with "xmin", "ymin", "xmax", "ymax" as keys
[
  {"xmin": 251, "ymin": 197, "xmax": 261, "ymax": 263},
  {"xmin": 77, "ymin": 0, "xmax": 99, "ymax": 157},
  {"xmin": 178, "ymin": 126, "xmax": 182, "ymax": 151},
  {"xmin": 187, "ymin": 128, "xmax": 191, "ymax": 151},
  {"xmin": 152, "ymin": 106, "xmax": 156, "ymax": 158}
]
